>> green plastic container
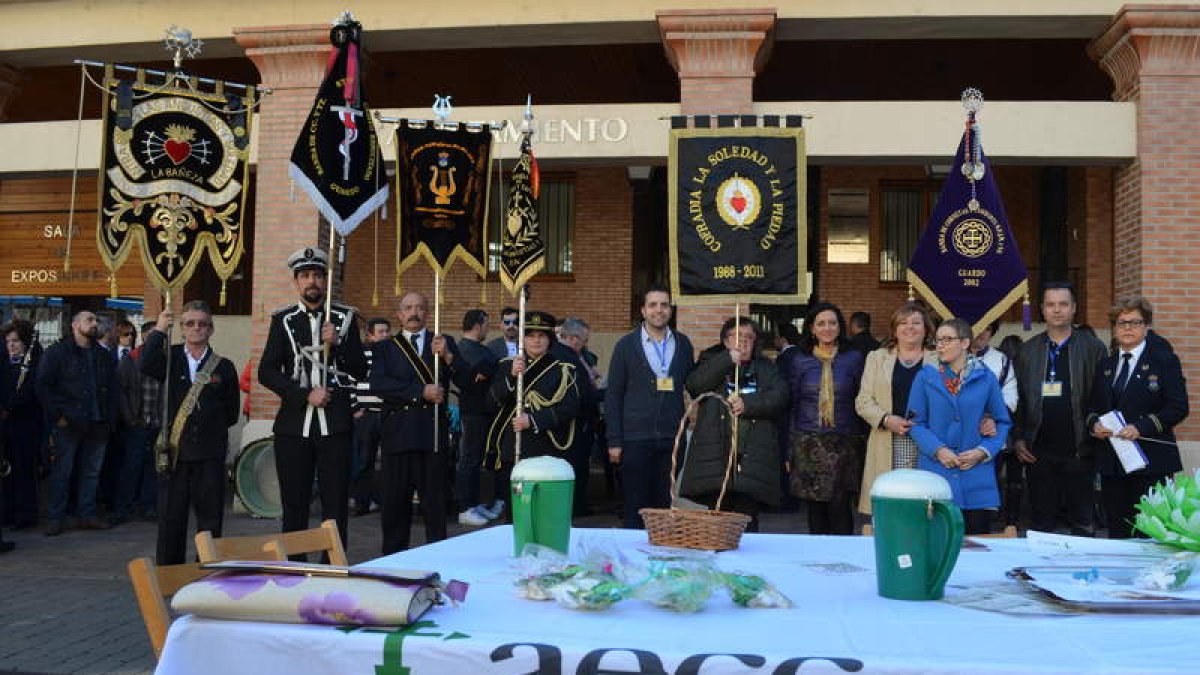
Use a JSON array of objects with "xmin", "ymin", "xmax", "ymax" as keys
[
  {"xmin": 869, "ymin": 469, "xmax": 964, "ymax": 601},
  {"xmin": 510, "ymin": 456, "xmax": 575, "ymax": 556}
]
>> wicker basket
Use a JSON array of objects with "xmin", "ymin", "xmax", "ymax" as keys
[
  {"xmin": 640, "ymin": 507, "xmax": 751, "ymax": 551},
  {"xmin": 641, "ymin": 391, "xmax": 752, "ymax": 551}
]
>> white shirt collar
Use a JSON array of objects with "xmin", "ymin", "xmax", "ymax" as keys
[
  {"xmin": 641, "ymin": 324, "xmax": 673, "ymax": 344},
  {"xmin": 1121, "ymin": 339, "xmax": 1147, "ymax": 364},
  {"xmin": 185, "ymin": 346, "xmax": 210, "ymax": 382}
]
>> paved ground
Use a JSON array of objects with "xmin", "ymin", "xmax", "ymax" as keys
[{"xmin": 0, "ymin": 476, "xmax": 812, "ymax": 675}]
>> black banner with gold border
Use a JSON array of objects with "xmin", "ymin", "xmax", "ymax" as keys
[
  {"xmin": 97, "ymin": 69, "xmax": 254, "ymax": 301},
  {"xmin": 668, "ymin": 126, "xmax": 807, "ymax": 305}
]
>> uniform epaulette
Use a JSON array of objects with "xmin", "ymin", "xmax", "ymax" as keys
[{"xmin": 273, "ymin": 303, "xmax": 301, "ymax": 317}]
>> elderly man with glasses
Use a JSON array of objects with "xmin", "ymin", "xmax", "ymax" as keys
[{"xmin": 141, "ymin": 301, "xmax": 240, "ymax": 565}]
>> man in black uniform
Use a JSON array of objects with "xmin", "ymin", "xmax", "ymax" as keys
[
  {"xmin": 259, "ymin": 248, "xmax": 367, "ymax": 548},
  {"xmin": 454, "ymin": 309, "xmax": 499, "ymax": 526},
  {"xmin": 370, "ymin": 291, "xmax": 469, "ymax": 554},
  {"xmin": 141, "ymin": 301, "xmax": 240, "ymax": 565}
]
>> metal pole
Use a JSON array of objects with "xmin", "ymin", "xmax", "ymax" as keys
[
  {"xmin": 514, "ymin": 285, "xmax": 527, "ymax": 464},
  {"xmin": 433, "ymin": 273, "xmax": 441, "ymax": 454}
]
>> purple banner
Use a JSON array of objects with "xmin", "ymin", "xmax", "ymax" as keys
[{"xmin": 906, "ymin": 132, "xmax": 1027, "ymax": 333}]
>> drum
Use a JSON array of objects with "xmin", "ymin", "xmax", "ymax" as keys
[{"xmin": 234, "ymin": 437, "xmax": 282, "ymax": 519}]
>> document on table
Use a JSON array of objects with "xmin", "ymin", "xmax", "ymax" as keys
[{"xmin": 1099, "ymin": 410, "xmax": 1148, "ymax": 473}]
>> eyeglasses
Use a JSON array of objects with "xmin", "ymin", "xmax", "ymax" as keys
[
  {"xmin": 1114, "ymin": 319, "xmax": 1146, "ymax": 329},
  {"xmin": 183, "ymin": 320, "xmax": 212, "ymax": 328},
  {"xmin": 502, "ymin": 319, "xmax": 518, "ymax": 326},
  {"xmin": 934, "ymin": 336, "xmax": 966, "ymax": 345}
]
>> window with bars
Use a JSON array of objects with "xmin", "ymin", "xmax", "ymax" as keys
[
  {"xmin": 879, "ymin": 183, "xmax": 940, "ymax": 282},
  {"xmin": 486, "ymin": 175, "xmax": 574, "ymax": 275}
]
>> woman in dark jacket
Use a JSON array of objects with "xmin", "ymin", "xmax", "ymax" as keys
[
  {"xmin": 1087, "ymin": 296, "xmax": 1189, "ymax": 539},
  {"xmin": 788, "ymin": 302, "xmax": 867, "ymax": 535},
  {"xmin": 681, "ymin": 318, "xmax": 787, "ymax": 531}
]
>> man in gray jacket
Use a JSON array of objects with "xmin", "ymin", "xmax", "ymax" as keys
[{"xmin": 1012, "ymin": 282, "xmax": 1106, "ymax": 536}]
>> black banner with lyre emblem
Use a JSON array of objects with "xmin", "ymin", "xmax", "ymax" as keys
[
  {"xmin": 97, "ymin": 67, "xmax": 254, "ymax": 301},
  {"xmin": 668, "ymin": 126, "xmax": 808, "ymax": 305},
  {"xmin": 395, "ymin": 122, "xmax": 493, "ymax": 278}
]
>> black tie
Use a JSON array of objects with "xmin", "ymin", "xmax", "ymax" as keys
[
  {"xmin": 410, "ymin": 333, "xmax": 420, "ymax": 354},
  {"xmin": 1113, "ymin": 353, "xmax": 1133, "ymax": 400}
]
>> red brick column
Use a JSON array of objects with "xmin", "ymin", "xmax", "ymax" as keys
[
  {"xmin": 234, "ymin": 24, "xmax": 331, "ymax": 423},
  {"xmin": 1090, "ymin": 5, "xmax": 1200, "ymax": 447},
  {"xmin": 657, "ymin": 8, "xmax": 776, "ymax": 350}
]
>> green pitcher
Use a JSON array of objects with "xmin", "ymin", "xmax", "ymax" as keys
[
  {"xmin": 510, "ymin": 456, "xmax": 575, "ymax": 556},
  {"xmin": 869, "ymin": 469, "xmax": 964, "ymax": 601}
]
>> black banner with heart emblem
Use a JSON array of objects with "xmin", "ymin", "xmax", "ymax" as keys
[
  {"xmin": 668, "ymin": 126, "xmax": 808, "ymax": 305},
  {"xmin": 395, "ymin": 122, "xmax": 493, "ymax": 278},
  {"xmin": 97, "ymin": 67, "xmax": 255, "ymax": 302}
]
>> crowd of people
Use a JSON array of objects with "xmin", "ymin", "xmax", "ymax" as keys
[{"xmin": 0, "ymin": 250, "xmax": 1190, "ymax": 559}]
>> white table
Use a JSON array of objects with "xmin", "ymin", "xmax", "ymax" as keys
[{"xmin": 157, "ymin": 526, "xmax": 1196, "ymax": 674}]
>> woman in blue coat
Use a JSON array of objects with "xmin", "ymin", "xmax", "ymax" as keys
[{"xmin": 909, "ymin": 318, "xmax": 1011, "ymax": 535}]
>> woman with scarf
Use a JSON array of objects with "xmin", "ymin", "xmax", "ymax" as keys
[
  {"xmin": 908, "ymin": 318, "xmax": 1012, "ymax": 535},
  {"xmin": 854, "ymin": 302, "xmax": 939, "ymax": 517},
  {"xmin": 787, "ymin": 302, "xmax": 867, "ymax": 535}
]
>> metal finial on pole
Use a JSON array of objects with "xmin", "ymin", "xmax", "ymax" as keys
[{"xmin": 163, "ymin": 26, "xmax": 203, "ymax": 71}]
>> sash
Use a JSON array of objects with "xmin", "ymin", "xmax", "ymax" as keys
[
  {"xmin": 392, "ymin": 335, "xmax": 434, "ymax": 386},
  {"xmin": 164, "ymin": 350, "xmax": 222, "ymax": 470},
  {"xmin": 485, "ymin": 355, "xmax": 577, "ymax": 468}
]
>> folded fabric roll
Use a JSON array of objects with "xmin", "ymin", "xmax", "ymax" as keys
[{"xmin": 173, "ymin": 572, "xmax": 440, "ymax": 626}]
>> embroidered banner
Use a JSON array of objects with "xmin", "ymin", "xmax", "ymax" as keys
[
  {"xmin": 668, "ymin": 127, "xmax": 808, "ymax": 305},
  {"xmin": 906, "ymin": 114, "xmax": 1028, "ymax": 334},
  {"xmin": 395, "ymin": 122, "xmax": 493, "ymax": 277},
  {"xmin": 97, "ymin": 68, "xmax": 254, "ymax": 301},
  {"xmin": 498, "ymin": 129, "xmax": 544, "ymax": 295},
  {"xmin": 288, "ymin": 18, "xmax": 389, "ymax": 237}
]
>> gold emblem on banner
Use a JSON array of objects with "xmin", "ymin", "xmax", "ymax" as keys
[
  {"xmin": 716, "ymin": 173, "xmax": 760, "ymax": 231},
  {"xmin": 951, "ymin": 219, "xmax": 994, "ymax": 258},
  {"xmin": 429, "ymin": 151, "xmax": 458, "ymax": 205}
]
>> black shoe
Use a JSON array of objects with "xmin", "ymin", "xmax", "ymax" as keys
[
  {"xmin": 45, "ymin": 522, "xmax": 63, "ymax": 536},
  {"xmin": 0, "ymin": 541, "xmax": 15, "ymax": 554}
]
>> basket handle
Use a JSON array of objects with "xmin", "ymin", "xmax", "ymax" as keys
[{"xmin": 669, "ymin": 391, "xmax": 739, "ymax": 513}]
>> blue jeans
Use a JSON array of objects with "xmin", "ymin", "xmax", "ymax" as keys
[{"xmin": 47, "ymin": 423, "xmax": 110, "ymax": 523}]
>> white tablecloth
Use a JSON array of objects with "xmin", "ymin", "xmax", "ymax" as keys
[{"xmin": 156, "ymin": 526, "xmax": 1196, "ymax": 674}]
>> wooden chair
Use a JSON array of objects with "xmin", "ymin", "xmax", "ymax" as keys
[
  {"xmin": 195, "ymin": 519, "xmax": 348, "ymax": 566},
  {"xmin": 127, "ymin": 557, "xmax": 209, "ymax": 659}
]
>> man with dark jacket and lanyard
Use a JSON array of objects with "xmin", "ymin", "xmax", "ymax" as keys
[
  {"xmin": 606, "ymin": 286, "xmax": 695, "ymax": 529},
  {"xmin": 259, "ymin": 248, "xmax": 367, "ymax": 549},
  {"xmin": 142, "ymin": 301, "xmax": 240, "ymax": 565},
  {"xmin": 37, "ymin": 309, "xmax": 120, "ymax": 536},
  {"xmin": 1012, "ymin": 282, "xmax": 1107, "ymax": 536}
]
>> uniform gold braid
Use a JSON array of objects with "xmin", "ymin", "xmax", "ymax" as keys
[{"xmin": 524, "ymin": 361, "xmax": 577, "ymax": 452}]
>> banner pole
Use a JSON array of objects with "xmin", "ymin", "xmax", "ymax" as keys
[
  {"xmin": 322, "ymin": 228, "xmax": 337, "ymax": 385},
  {"xmin": 155, "ymin": 288, "xmax": 174, "ymax": 473},
  {"xmin": 722, "ymin": 301, "xmax": 741, "ymax": 513},
  {"xmin": 514, "ymin": 284, "xmax": 526, "ymax": 464},
  {"xmin": 434, "ymin": 272, "xmax": 441, "ymax": 454}
]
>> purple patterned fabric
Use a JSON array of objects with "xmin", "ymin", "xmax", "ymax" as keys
[
  {"xmin": 204, "ymin": 573, "xmax": 304, "ymax": 600},
  {"xmin": 297, "ymin": 591, "xmax": 377, "ymax": 625}
]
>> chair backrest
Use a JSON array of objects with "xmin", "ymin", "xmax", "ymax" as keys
[
  {"xmin": 195, "ymin": 519, "xmax": 348, "ymax": 566},
  {"xmin": 127, "ymin": 557, "xmax": 208, "ymax": 660}
]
